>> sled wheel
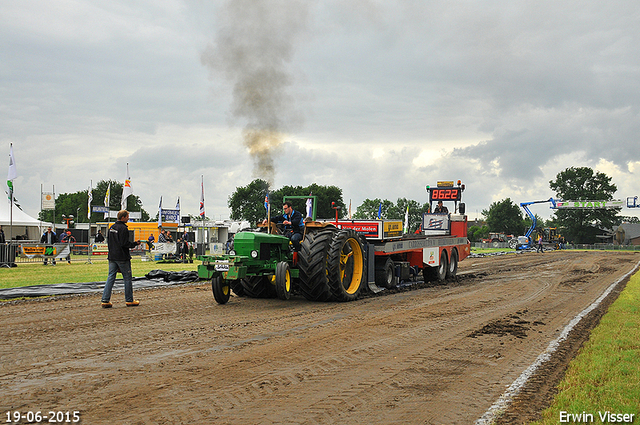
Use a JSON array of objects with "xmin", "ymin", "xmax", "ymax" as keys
[
  {"xmin": 275, "ymin": 262, "xmax": 292, "ymax": 300},
  {"xmin": 436, "ymin": 250, "xmax": 448, "ymax": 282},
  {"xmin": 446, "ymin": 249, "xmax": 458, "ymax": 279},
  {"xmin": 212, "ymin": 276, "xmax": 231, "ymax": 304},
  {"xmin": 376, "ymin": 257, "xmax": 396, "ymax": 289}
]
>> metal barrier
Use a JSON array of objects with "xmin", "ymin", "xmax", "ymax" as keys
[
  {"xmin": 1, "ymin": 242, "xmax": 18, "ymax": 267},
  {"xmin": 1, "ymin": 241, "xmax": 166, "ymax": 265}
]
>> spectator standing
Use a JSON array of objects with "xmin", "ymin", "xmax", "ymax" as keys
[
  {"xmin": 40, "ymin": 227, "xmax": 58, "ymax": 265},
  {"xmin": 95, "ymin": 230, "xmax": 105, "ymax": 243},
  {"xmin": 158, "ymin": 229, "xmax": 167, "ymax": 243},
  {"xmin": 101, "ymin": 210, "xmax": 141, "ymax": 308},
  {"xmin": 60, "ymin": 230, "xmax": 74, "ymax": 264},
  {"xmin": 536, "ymin": 234, "xmax": 544, "ymax": 253},
  {"xmin": 0, "ymin": 225, "xmax": 5, "ymax": 264}
]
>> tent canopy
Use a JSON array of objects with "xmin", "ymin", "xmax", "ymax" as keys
[{"xmin": 1, "ymin": 200, "xmax": 50, "ymax": 239}]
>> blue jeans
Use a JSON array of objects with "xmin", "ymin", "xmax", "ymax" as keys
[{"xmin": 102, "ymin": 260, "xmax": 134, "ymax": 303}]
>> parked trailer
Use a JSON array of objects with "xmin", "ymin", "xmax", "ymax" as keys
[{"xmin": 198, "ymin": 182, "xmax": 470, "ymax": 304}]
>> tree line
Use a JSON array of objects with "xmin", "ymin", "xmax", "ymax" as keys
[{"xmin": 38, "ymin": 180, "xmax": 149, "ymax": 225}]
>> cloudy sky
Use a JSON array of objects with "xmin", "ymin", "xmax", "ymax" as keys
[{"xmin": 2, "ymin": 0, "xmax": 640, "ymax": 223}]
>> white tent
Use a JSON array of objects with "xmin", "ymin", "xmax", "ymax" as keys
[{"xmin": 1, "ymin": 200, "xmax": 50, "ymax": 240}]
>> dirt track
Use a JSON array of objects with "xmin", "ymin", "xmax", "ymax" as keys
[{"xmin": 1, "ymin": 250, "xmax": 638, "ymax": 424}]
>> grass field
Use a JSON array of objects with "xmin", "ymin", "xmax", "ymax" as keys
[
  {"xmin": 1, "ymin": 256, "xmax": 199, "ymax": 289},
  {"xmin": 530, "ymin": 270, "xmax": 640, "ymax": 424}
]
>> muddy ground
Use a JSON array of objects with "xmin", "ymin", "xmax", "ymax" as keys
[{"xmin": 1, "ymin": 250, "xmax": 638, "ymax": 424}]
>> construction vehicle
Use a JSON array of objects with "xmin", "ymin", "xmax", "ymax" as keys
[
  {"xmin": 482, "ymin": 232, "xmax": 514, "ymax": 247},
  {"xmin": 510, "ymin": 198, "xmax": 624, "ymax": 250},
  {"xmin": 197, "ymin": 181, "xmax": 471, "ymax": 304}
]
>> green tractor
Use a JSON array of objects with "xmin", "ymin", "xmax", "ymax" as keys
[{"xmin": 197, "ymin": 220, "xmax": 366, "ymax": 304}]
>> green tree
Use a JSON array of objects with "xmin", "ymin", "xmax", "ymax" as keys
[
  {"xmin": 38, "ymin": 179, "xmax": 149, "ymax": 225},
  {"xmin": 228, "ymin": 180, "xmax": 348, "ymax": 223},
  {"xmin": 353, "ymin": 199, "xmax": 394, "ymax": 220},
  {"xmin": 228, "ymin": 179, "xmax": 271, "ymax": 225},
  {"xmin": 549, "ymin": 167, "xmax": 619, "ymax": 244},
  {"xmin": 271, "ymin": 183, "xmax": 346, "ymax": 219},
  {"xmin": 392, "ymin": 198, "xmax": 429, "ymax": 233},
  {"xmin": 468, "ymin": 225, "xmax": 489, "ymax": 242},
  {"xmin": 481, "ymin": 198, "xmax": 524, "ymax": 235}
]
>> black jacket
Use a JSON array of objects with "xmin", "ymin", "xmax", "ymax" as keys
[
  {"xmin": 271, "ymin": 209, "xmax": 304, "ymax": 234},
  {"xmin": 108, "ymin": 220, "xmax": 138, "ymax": 261},
  {"xmin": 40, "ymin": 231, "xmax": 58, "ymax": 244}
]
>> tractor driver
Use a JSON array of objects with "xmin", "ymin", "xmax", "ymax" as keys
[
  {"xmin": 434, "ymin": 201, "xmax": 449, "ymax": 214},
  {"xmin": 263, "ymin": 201, "xmax": 304, "ymax": 251}
]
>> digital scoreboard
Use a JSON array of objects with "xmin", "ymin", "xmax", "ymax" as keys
[{"xmin": 429, "ymin": 187, "xmax": 462, "ymax": 202}]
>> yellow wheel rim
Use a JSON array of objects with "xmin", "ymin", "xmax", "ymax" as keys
[{"xmin": 341, "ymin": 238, "xmax": 363, "ymax": 294}]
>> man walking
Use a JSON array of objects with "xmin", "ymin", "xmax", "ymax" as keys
[{"xmin": 101, "ymin": 210, "xmax": 141, "ymax": 308}]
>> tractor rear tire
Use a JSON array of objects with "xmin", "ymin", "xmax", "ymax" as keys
[
  {"xmin": 230, "ymin": 279, "xmax": 245, "ymax": 297},
  {"xmin": 327, "ymin": 229, "xmax": 365, "ymax": 301},
  {"xmin": 212, "ymin": 277, "xmax": 231, "ymax": 304},
  {"xmin": 298, "ymin": 227, "xmax": 337, "ymax": 301},
  {"xmin": 275, "ymin": 261, "xmax": 292, "ymax": 300},
  {"xmin": 241, "ymin": 275, "xmax": 277, "ymax": 298}
]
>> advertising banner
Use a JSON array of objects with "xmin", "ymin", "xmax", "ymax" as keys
[
  {"xmin": 335, "ymin": 221, "xmax": 381, "ymax": 239},
  {"xmin": 161, "ymin": 209, "xmax": 180, "ymax": 222},
  {"xmin": 422, "ymin": 214, "xmax": 450, "ymax": 236},
  {"xmin": 20, "ymin": 244, "xmax": 71, "ymax": 259},
  {"xmin": 42, "ymin": 192, "xmax": 55, "ymax": 210},
  {"xmin": 91, "ymin": 243, "xmax": 109, "ymax": 255}
]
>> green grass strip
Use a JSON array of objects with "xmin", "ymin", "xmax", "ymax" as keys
[
  {"xmin": 531, "ymin": 271, "xmax": 640, "ymax": 424},
  {"xmin": 1, "ymin": 258, "xmax": 199, "ymax": 290}
]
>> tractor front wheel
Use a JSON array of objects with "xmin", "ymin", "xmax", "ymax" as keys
[
  {"xmin": 212, "ymin": 276, "xmax": 231, "ymax": 304},
  {"xmin": 275, "ymin": 262, "xmax": 292, "ymax": 300}
]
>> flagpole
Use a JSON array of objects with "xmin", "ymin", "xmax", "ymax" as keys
[{"xmin": 86, "ymin": 180, "xmax": 93, "ymax": 264}]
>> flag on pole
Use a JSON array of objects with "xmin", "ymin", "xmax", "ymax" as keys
[
  {"xmin": 7, "ymin": 143, "xmax": 17, "ymax": 200},
  {"xmin": 88, "ymin": 181, "xmax": 93, "ymax": 218},
  {"xmin": 176, "ymin": 196, "xmax": 181, "ymax": 223},
  {"xmin": 104, "ymin": 182, "xmax": 111, "ymax": 219},
  {"xmin": 377, "ymin": 202, "xmax": 382, "ymax": 219},
  {"xmin": 199, "ymin": 176, "xmax": 205, "ymax": 218},
  {"xmin": 264, "ymin": 192, "xmax": 270, "ymax": 211},
  {"xmin": 158, "ymin": 196, "xmax": 163, "ymax": 228},
  {"xmin": 121, "ymin": 163, "xmax": 133, "ymax": 210},
  {"xmin": 348, "ymin": 199, "xmax": 352, "ymax": 220},
  {"xmin": 403, "ymin": 205, "xmax": 409, "ymax": 234},
  {"xmin": 305, "ymin": 193, "xmax": 313, "ymax": 219}
]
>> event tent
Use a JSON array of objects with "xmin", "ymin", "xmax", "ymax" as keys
[{"xmin": 1, "ymin": 200, "xmax": 50, "ymax": 240}]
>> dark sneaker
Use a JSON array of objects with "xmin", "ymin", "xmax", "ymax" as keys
[
  {"xmin": 125, "ymin": 300, "xmax": 140, "ymax": 307},
  {"xmin": 101, "ymin": 302, "xmax": 112, "ymax": 308}
]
